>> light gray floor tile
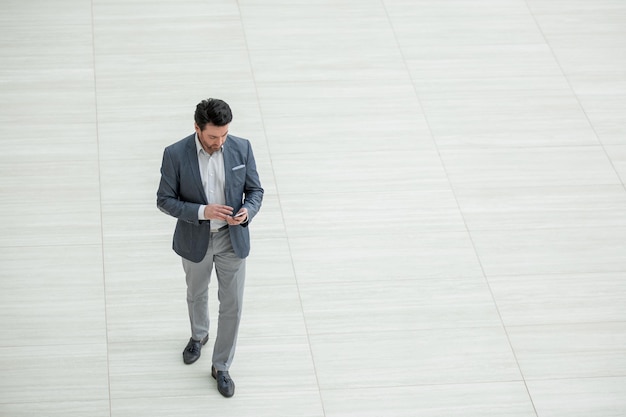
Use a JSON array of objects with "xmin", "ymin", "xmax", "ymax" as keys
[
  {"xmin": 455, "ymin": 185, "xmax": 626, "ymax": 231},
  {"xmin": 321, "ymin": 381, "xmax": 536, "ymax": 417},
  {"xmin": 99, "ymin": 159, "xmax": 171, "ymax": 240},
  {"xmin": 568, "ymin": 74, "xmax": 626, "ymax": 145},
  {"xmin": 0, "ymin": 159, "xmax": 102, "ymax": 247},
  {"xmin": 289, "ymin": 230, "xmax": 484, "ymax": 284},
  {"xmin": 111, "ymin": 391, "xmax": 324, "ymax": 417},
  {"xmin": 249, "ymin": 194, "xmax": 287, "ymax": 239},
  {"xmin": 0, "ymin": 343, "xmax": 109, "ymax": 404},
  {"xmin": 414, "ymin": 77, "xmax": 598, "ymax": 148},
  {"xmin": 299, "ymin": 276, "xmax": 501, "ymax": 334},
  {"xmin": 251, "ymin": 152, "xmax": 278, "ymax": 194},
  {"xmin": 0, "ymin": 7, "xmax": 96, "ymax": 140},
  {"xmin": 0, "ymin": 16, "xmax": 93, "ymax": 73},
  {"xmin": 240, "ymin": 1, "xmax": 395, "ymax": 52},
  {"xmin": 604, "ymin": 145, "xmax": 626, "ymax": 184},
  {"xmin": 489, "ymin": 272, "xmax": 626, "ymax": 326},
  {"xmin": 246, "ymin": 237, "xmax": 296, "ymax": 286},
  {"xmin": 403, "ymin": 44, "xmax": 563, "ymax": 80},
  {"xmin": 260, "ymin": 108, "xmax": 433, "ymax": 155},
  {"xmin": 526, "ymin": 0, "xmax": 626, "ymax": 146},
  {"xmin": 0, "ymin": 0, "xmax": 91, "ymax": 23},
  {"xmin": 108, "ymin": 339, "xmax": 214, "ymax": 399},
  {"xmin": 385, "ymin": 0, "xmax": 545, "ymax": 46},
  {"xmin": 256, "ymin": 81, "xmax": 434, "ymax": 155},
  {"xmin": 527, "ymin": 377, "xmax": 626, "ymax": 417},
  {"xmin": 272, "ymin": 149, "xmax": 449, "ymax": 195},
  {"xmin": 471, "ymin": 227, "xmax": 626, "ymax": 276},
  {"xmin": 279, "ymin": 189, "xmax": 465, "ymax": 236},
  {"xmin": 249, "ymin": 46, "xmax": 407, "ymax": 83},
  {"xmin": 310, "ymin": 327, "xmax": 521, "ymax": 389},
  {"xmin": 102, "ymin": 238, "xmax": 181, "ymax": 288},
  {"xmin": 0, "ymin": 129, "xmax": 98, "ymax": 163},
  {"xmin": 240, "ymin": 284, "xmax": 307, "ymax": 338},
  {"xmin": 0, "ymin": 245, "xmax": 106, "ymax": 347},
  {"xmin": 105, "ymin": 285, "xmax": 188, "ymax": 344},
  {"xmin": 526, "ymin": 0, "xmax": 626, "ymax": 49},
  {"xmin": 0, "ymin": 71, "xmax": 96, "ymax": 129},
  {"xmin": 0, "ymin": 400, "xmax": 110, "ymax": 417},
  {"xmin": 232, "ymin": 336, "xmax": 319, "ymax": 394},
  {"xmin": 509, "ymin": 322, "xmax": 626, "ymax": 380},
  {"xmin": 92, "ymin": 0, "xmax": 246, "ymax": 56},
  {"xmin": 440, "ymin": 146, "xmax": 621, "ymax": 188}
]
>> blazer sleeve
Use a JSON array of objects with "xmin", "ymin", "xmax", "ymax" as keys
[
  {"xmin": 156, "ymin": 146, "xmax": 203, "ymax": 224},
  {"xmin": 239, "ymin": 140, "xmax": 264, "ymax": 227}
]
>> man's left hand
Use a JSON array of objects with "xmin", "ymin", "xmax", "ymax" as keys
[{"xmin": 226, "ymin": 209, "xmax": 248, "ymax": 225}]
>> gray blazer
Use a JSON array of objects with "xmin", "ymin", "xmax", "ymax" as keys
[{"xmin": 157, "ymin": 133, "xmax": 264, "ymax": 262}]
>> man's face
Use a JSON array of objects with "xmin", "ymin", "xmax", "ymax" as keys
[{"xmin": 195, "ymin": 123, "xmax": 229, "ymax": 154}]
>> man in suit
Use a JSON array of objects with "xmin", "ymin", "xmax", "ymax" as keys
[{"xmin": 157, "ymin": 98, "xmax": 263, "ymax": 397}]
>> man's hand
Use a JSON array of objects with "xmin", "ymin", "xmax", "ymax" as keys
[
  {"xmin": 204, "ymin": 204, "xmax": 234, "ymax": 221},
  {"xmin": 226, "ymin": 209, "xmax": 248, "ymax": 225}
]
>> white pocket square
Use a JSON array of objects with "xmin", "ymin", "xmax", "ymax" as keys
[{"xmin": 232, "ymin": 164, "xmax": 245, "ymax": 171}]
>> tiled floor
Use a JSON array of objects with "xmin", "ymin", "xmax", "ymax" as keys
[{"xmin": 1, "ymin": 0, "xmax": 625, "ymax": 416}]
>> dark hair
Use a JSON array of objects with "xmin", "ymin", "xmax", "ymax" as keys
[{"xmin": 194, "ymin": 98, "xmax": 233, "ymax": 130}]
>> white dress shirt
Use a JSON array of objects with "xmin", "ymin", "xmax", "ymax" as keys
[{"xmin": 195, "ymin": 134, "xmax": 227, "ymax": 230}]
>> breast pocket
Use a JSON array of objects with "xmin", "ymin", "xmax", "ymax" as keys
[{"xmin": 231, "ymin": 164, "xmax": 246, "ymax": 186}]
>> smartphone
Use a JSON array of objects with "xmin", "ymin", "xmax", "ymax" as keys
[{"xmin": 233, "ymin": 211, "xmax": 246, "ymax": 217}]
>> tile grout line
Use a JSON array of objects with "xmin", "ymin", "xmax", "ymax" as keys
[
  {"xmin": 378, "ymin": 1, "xmax": 540, "ymax": 415},
  {"xmin": 89, "ymin": 1, "xmax": 113, "ymax": 415},
  {"xmin": 522, "ymin": 0, "xmax": 626, "ymax": 193},
  {"xmin": 233, "ymin": 3, "xmax": 328, "ymax": 415}
]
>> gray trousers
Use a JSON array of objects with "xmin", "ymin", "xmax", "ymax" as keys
[{"xmin": 181, "ymin": 228, "xmax": 246, "ymax": 371}]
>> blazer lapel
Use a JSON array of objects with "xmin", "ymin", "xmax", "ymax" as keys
[
  {"xmin": 222, "ymin": 137, "xmax": 235, "ymax": 188},
  {"xmin": 185, "ymin": 135, "xmax": 207, "ymax": 204}
]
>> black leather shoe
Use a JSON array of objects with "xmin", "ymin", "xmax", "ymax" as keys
[
  {"xmin": 182, "ymin": 335, "xmax": 208, "ymax": 364},
  {"xmin": 212, "ymin": 366, "xmax": 235, "ymax": 398}
]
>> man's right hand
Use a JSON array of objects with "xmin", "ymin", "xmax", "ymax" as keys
[{"xmin": 204, "ymin": 204, "xmax": 234, "ymax": 221}]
